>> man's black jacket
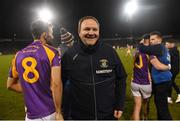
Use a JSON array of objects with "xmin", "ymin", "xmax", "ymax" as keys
[{"xmin": 61, "ymin": 40, "xmax": 127, "ymax": 119}]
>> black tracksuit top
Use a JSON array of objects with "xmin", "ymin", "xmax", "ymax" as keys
[{"xmin": 61, "ymin": 40, "xmax": 127, "ymax": 120}]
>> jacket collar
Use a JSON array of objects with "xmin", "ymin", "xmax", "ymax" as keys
[{"xmin": 78, "ymin": 39, "xmax": 100, "ymax": 54}]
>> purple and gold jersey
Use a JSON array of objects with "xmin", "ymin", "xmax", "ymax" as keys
[
  {"xmin": 8, "ymin": 41, "xmax": 61, "ymax": 119},
  {"xmin": 132, "ymin": 52, "xmax": 151, "ymax": 85}
]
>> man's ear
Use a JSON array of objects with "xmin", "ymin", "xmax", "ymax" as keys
[
  {"xmin": 158, "ymin": 38, "xmax": 162, "ymax": 43},
  {"xmin": 41, "ymin": 32, "xmax": 47, "ymax": 39},
  {"xmin": 42, "ymin": 32, "xmax": 46, "ymax": 37}
]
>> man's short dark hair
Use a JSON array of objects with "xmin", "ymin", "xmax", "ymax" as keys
[
  {"xmin": 78, "ymin": 16, "xmax": 100, "ymax": 33},
  {"xmin": 31, "ymin": 20, "xmax": 49, "ymax": 39},
  {"xmin": 150, "ymin": 31, "xmax": 162, "ymax": 38}
]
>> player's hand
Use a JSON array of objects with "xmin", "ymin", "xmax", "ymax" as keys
[
  {"xmin": 140, "ymin": 39, "xmax": 144, "ymax": 44},
  {"xmin": 114, "ymin": 110, "xmax": 123, "ymax": 120},
  {"xmin": 168, "ymin": 64, "xmax": 171, "ymax": 70},
  {"xmin": 55, "ymin": 112, "xmax": 64, "ymax": 121},
  {"xmin": 24, "ymin": 106, "xmax": 27, "ymax": 113}
]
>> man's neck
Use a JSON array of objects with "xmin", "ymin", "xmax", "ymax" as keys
[
  {"xmin": 34, "ymin": 39, "xmax": 40, "ymax": 42},
  {"xmin": 34, "ymin": 38, "xmax": 46, "ymax": 44}
]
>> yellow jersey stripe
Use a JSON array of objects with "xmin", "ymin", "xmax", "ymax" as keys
[
  {"xmin": 42, "ymin": 45, "xmax": 55, "ymax": 66},
  {"xmin": 12, "ymin": 53, "xmax": 19, "ymax": 78}
]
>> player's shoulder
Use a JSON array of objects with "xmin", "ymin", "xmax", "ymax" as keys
[
  {"xmin": 43, "ymin": 44, "xmax": 58, "ymax": 50},
  {"xmin": 42, "ymin": 43, "xmax": 59, "ymax": 53},
  {"xmin": 11, "ymin": 50, "xmax": 23, "ymax": 62}
]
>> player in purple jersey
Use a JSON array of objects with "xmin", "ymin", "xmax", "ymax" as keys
[
  {"xmin": 7, "ymin": 20, "xmax": 63, "ymax": 121},
  {"xmin": 131, "ymin": 34, "xmax": 170, "ymax": 120},
  {"xmin": 131, "ymin": 34, "xmax": 152, "ymax": 120}
]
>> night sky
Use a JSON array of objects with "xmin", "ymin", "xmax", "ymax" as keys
[{"xmin": 0, "ymin": 0, "xmax": 180, "ymax": 40}]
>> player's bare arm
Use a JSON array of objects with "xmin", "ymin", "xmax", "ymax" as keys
[
  {"xmin": 7, "ymin": 77, "xmax": 22, "ymax": 93},
  {"xmin": 51, "ymin": 65, "xmax": 64, "ymax": 120},
  {"xmin": 150, "ymin": 56, "xmax": 170, "ymax": 70}
]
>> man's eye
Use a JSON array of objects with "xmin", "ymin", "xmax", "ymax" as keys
[
  {"xmin": 84, "ymin": 28, "xmax": 90, "ymax": 31},
  {"xmin": 93, "ymin": 28, "xmax": 97, "ymax": 31}
]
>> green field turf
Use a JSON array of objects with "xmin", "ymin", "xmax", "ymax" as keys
[{"xmin": 0, "ymin": 50, "xmax": 180, "ymax": 120}]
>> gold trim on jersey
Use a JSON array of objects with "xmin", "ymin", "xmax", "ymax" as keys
[
  {"xmin": 135, "ymin": 55, "xmax": 143, "ymax": 69},
  {"xmin": 12, "ymin": 53, "xmax": 19, "ymax": 78},
  {"xmin": 42, "ymin": 45, "xmax": 55, "ymax": 66}
]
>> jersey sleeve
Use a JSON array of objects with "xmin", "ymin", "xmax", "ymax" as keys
[
  {"xmin": 138, "ymin": 44, "xmax": 163, "ymax": 56},
  {"xmin": 52, "ymin": 50, "xmax": 61, "ymax": 67},
  {"xmin": 43, "ymin": 45, "xmax": 61, "ymax": 67},
  {"xmin": 8, "ymin": 54, "xmax": 19, "ymax": 79}
]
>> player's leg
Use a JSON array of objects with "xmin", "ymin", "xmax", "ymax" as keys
[
  {"xmin": 132, "ymin": 96, "xmax": 142, "ymax": 120},
  {"xmin": 131, "ymin": 82, "xmax": 142, "ymax": 120},
  {"xmin": 154, "ymin": 82, "xmax": 172, "ymax": 120},
  {"xmin": 141, "ymin": 84, "xmax": 152, "ymax": 120},
  {"xmin": 172, "ymin": 75, "xmax": 180, "ymax": 103},
  {"xmin": 142, "ymin": 98, "xmax": 150, "ymax": 120},
  {"xmin": 167, "ymin": 77, "xmax": 173, "ymax": 104}
]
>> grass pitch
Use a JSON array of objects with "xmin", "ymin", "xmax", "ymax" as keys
[{"xmin": 0, "ymin": 49, "xmax": 180, "ymax": 119}]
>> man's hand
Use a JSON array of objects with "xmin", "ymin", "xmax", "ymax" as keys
[
  {"xmin": 55, "ymin": 113, "xmax": 64, "ymax": 121},
  {"xmin": 114, "ymin": 110, "xmax": 123, "ymax": 119}
]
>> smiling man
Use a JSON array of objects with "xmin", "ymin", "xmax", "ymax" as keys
[{"xmin": 61, "ymin": 16, "xmax": 127, "ymax": 120}]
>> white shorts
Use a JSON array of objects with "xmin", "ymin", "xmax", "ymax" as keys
[
  {"xmin": 131, "ymin": 82, "xmax": 152, "ymax": 99},
  {"xmin": 25, "ymin": 112, "xmax": 55, "ymax": 121}
]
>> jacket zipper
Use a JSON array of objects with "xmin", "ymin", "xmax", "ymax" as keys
[{"xmin": 90, "ymin": 55, "xmax": 97, "ymax": 120}]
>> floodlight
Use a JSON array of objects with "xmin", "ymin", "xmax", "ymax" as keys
[
  {"xmin": 38, "ymin": 8, "xmax": 53, "ymax": 22},
  {"xmin": 124, "ymin": 0, "xmax": 138, "ymax": 18}
]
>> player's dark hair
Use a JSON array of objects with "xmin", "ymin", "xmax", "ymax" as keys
[
  {"xmin": 142, "ymin": 33, "xmax": 150, "ymax": 40},
  {"xmin": 31, "ymin": 20, "xmax": 49, "ymax": 39}
]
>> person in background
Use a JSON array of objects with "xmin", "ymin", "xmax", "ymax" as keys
[
  {"xmin": 59, "ymin": 27, "xmax": 74, "ymax": 119},
  {"xmin": 138, "ymin": 31, "xmax": 172, "ymax": 120},
  {"xmin": 165, "ymin": 40, "xmax": 180, "ymax": 103},
  {"xmin": 131, "ymin": 34, "xmax": 152, "ymax": 120},
  {"xmin": 149, "ymin": 31, "xmax": 172, "ymax": 120},
  {"xmin": 131, "ymin": 34, "xmax": 170, "ymax": 120},
  {"xmin": 126, "ymin": 44, "xmax": 132, "ymax": 56},
  {"xmin": 58, "ymin": 27, "xmax": 74, "ymax": 56}
]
